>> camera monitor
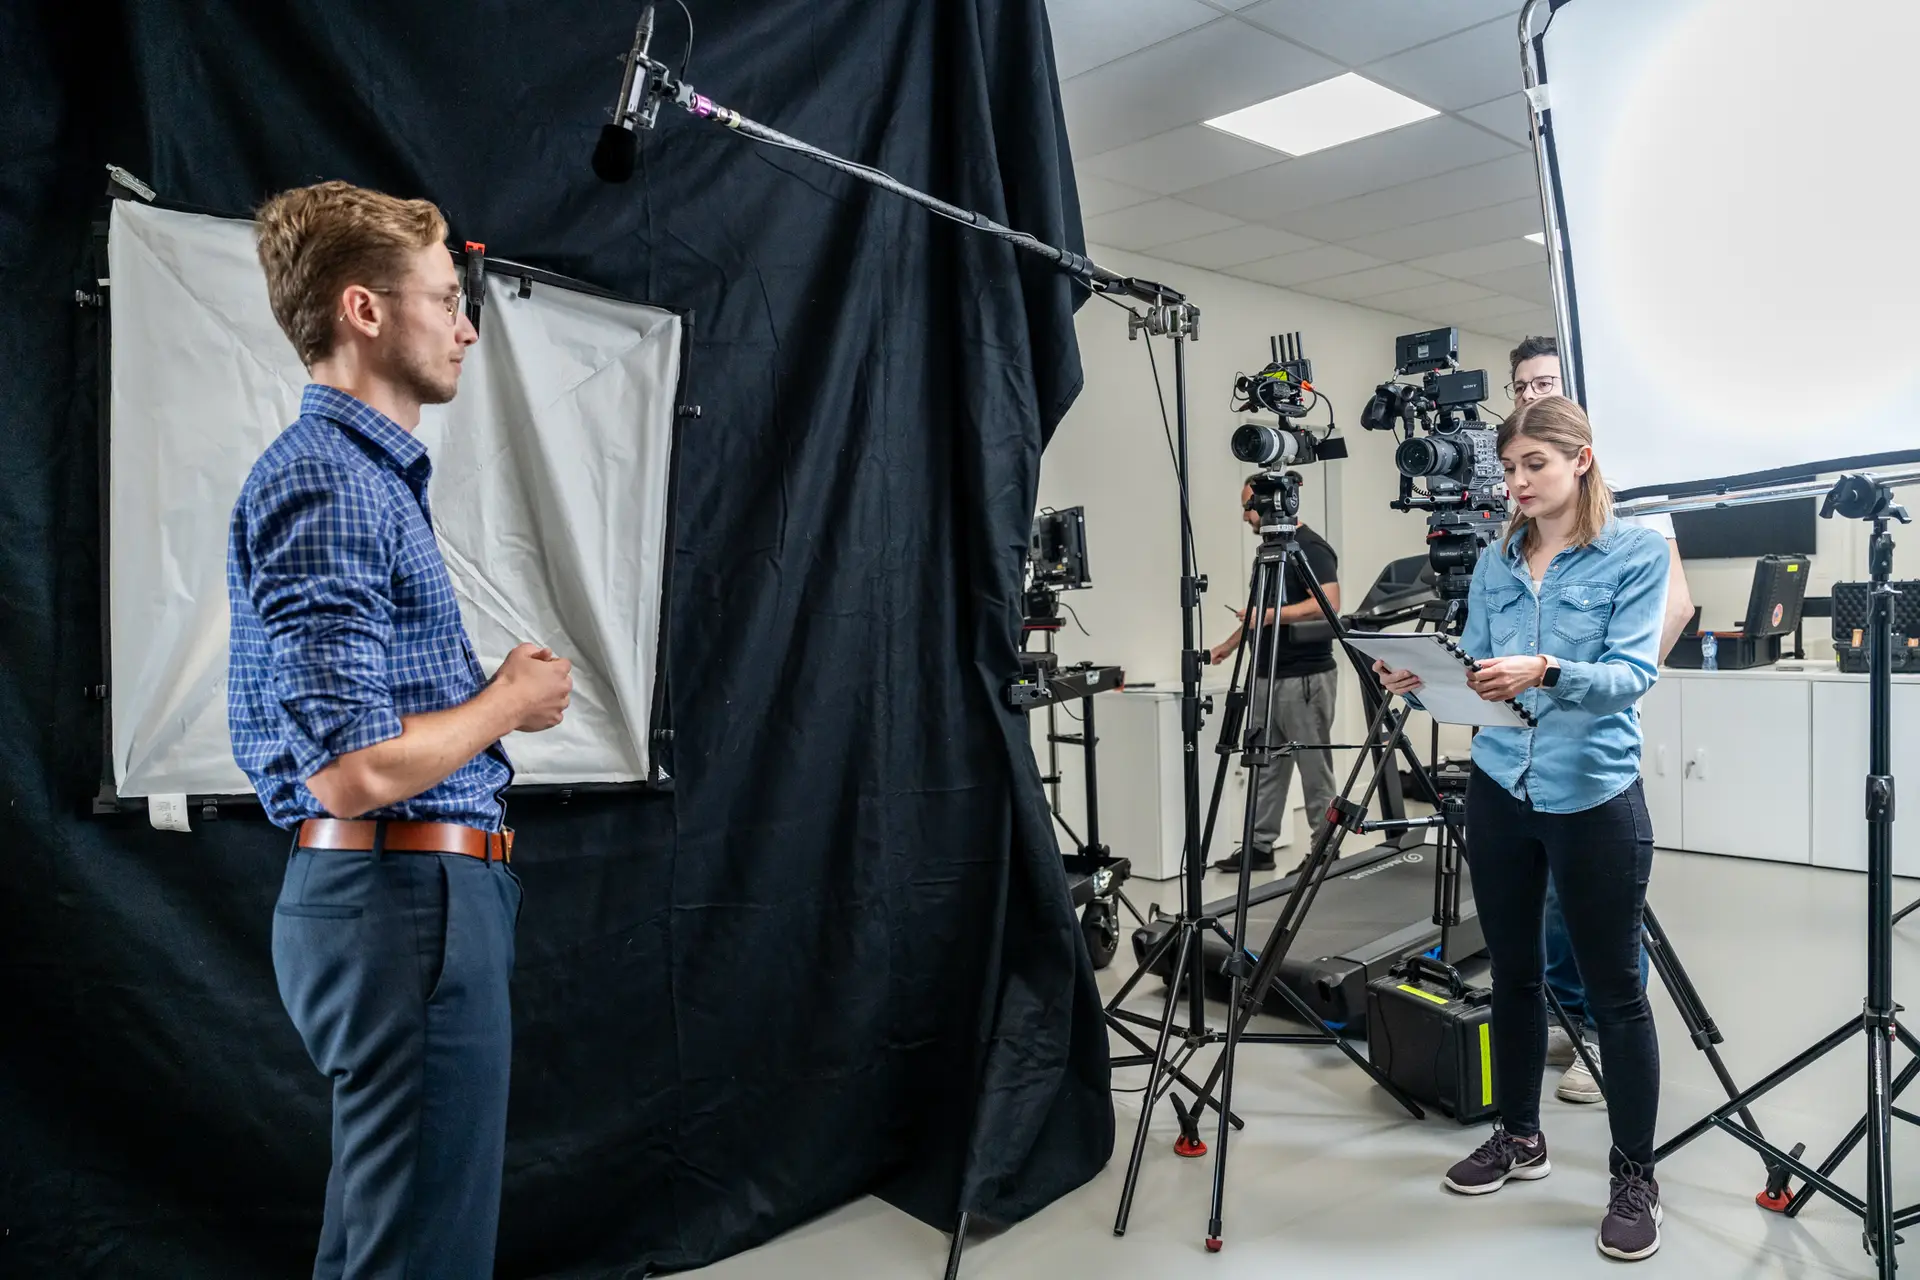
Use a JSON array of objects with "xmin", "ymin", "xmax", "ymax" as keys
[{"xmin": 1030, "ymin": 507, "xmax": 1091, "ymax": 591}]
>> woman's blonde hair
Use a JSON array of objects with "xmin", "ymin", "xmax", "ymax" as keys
[{"xmin": 1498, "ymin": 394, "xmax": 1613, "ymax": 552}]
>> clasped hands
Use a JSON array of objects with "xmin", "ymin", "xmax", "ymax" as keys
[{"xmin": 1372, "ymin": 654, "xmax": 1551, "ymax": 703}]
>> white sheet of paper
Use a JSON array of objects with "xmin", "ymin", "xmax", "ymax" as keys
[
  {"xmin": 1342, "ymin": 633, "xmax": 1532, "ymax": 729},
  {"xmin": 147, "ymin": 793, "xmax": 192, "ymax": 833}
]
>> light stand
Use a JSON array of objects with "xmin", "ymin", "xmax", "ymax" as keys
[
  {"xmin": 595, "ymin": 32, "xmax": 1218, "ymax": 1278},
  {"xmin": 1652, "ymin": 473, "xmax": 1910, "ymax": 1278}
]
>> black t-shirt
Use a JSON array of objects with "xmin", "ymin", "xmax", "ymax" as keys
[{"xmin": 1250, "ymin": 524, "xmax": 1339, "ymax": 679}]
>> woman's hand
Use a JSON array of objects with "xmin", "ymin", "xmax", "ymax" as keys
[
  {"xmin": 1373, "ymin": 659, "xmax": 1423, "ymax": 696},
  {"xmin": 1467, "ymin": 655, "xmax": 1550, "ymax": 702}
]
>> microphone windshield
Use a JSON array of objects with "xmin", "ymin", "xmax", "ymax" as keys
[{"xmin": 592, "ymin": 124, "xmax": 638, "ymax": 184}]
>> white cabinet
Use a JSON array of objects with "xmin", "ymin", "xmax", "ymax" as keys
[
  {"xmin": 1638, "ymin": 678, "xmax": 1684, "ymax": 851},
  {"xmin": 1674, "ymin": 677, "xmax": 1812, "ymax": 863},
  {"xmin": 1635, "ymin": 666, "xmax": 1920, "ymax": 868},
  {"xmin": 1810, "ymin": 682, "xmax": 1920, "ymax": 876}
]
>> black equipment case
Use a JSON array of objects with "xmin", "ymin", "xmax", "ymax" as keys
[
  {"xmin": 1831, "ymin": 579, "xmax": 1920, "ymax": 674},
  {"xmin": 1366, "ymin": 956, "xmax": 1498, "ymax": 1124}
]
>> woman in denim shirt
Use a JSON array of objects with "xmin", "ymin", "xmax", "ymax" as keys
[{"xmin": 1376, "ymin": 395, "xmax": 1670, "ymax": 1261}]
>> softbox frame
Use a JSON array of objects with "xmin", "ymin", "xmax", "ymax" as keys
[
  {"xmin": 1521, "ymin": 0, "xmax": 1920, "ymax": 501},
  {"xmin": 101, "ymin": 197, "xmax": 684, "ymax": 801}
]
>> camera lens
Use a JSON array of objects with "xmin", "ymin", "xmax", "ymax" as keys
[
  {"xmin": 1396, "ymin": 435, "xmax": 1462, "ymax": 478},
  {"xmin": 1232, "ymin": 423, "xmax": 1299, "ymax": 467}
]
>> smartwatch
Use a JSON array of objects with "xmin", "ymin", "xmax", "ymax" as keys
[{"xmin": 1540, "ymin": 655, "xmax": 1562, "ymax": 689}]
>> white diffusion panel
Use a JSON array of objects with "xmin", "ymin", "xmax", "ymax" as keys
[
  {"xmin": 1539, "ymin": 0, "xmax": 1920, "ymax": 493},
  {"xmin": 107, "ymin": 200, "xmax": 678, "ymax": 797}
]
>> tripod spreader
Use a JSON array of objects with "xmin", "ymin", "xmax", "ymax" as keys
[{"xmin": 1359, "ymin": 814, "xmax": 1448, "ymax": 835}]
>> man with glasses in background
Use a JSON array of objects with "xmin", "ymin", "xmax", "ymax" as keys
[
  {"xmin": 1503, "ymin": 336, "xmax": 1693, "ymax": 1105},
  {"xmin": 229, "ymin": 181, "xmax": 574, "ymax": 1277}
]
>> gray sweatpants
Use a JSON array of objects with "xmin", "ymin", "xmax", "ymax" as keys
[{"xmin": 1247, "ymin": 668, "xmax": 1339, "ymax": 856}]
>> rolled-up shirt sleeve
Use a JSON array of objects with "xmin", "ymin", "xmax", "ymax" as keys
[{"xmin": 243, "ymin": 457, "xmax": 403, "ymax": 780}]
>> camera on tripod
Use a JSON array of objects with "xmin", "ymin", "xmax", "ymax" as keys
[
  {"xmin": 1230, "ymin": 331, "xmax": 1349, "ymax": 471},
  {"xmin": 1359, "ymin": 328, "xmax": 1509, "ymax": 621}
]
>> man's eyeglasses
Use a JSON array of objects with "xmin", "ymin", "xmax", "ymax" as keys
[
  {"xmin": 368, "ymin": 286, "xmax": 467, "ymax": 324},
  {"xmin": 1504, "ymin": 375, "xmax": 1560, "ymax": 401}
]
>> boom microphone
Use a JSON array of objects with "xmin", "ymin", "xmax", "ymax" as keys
[{"xmin": 593, "ymin": 5, "xmax": 658, "ymax": 184}]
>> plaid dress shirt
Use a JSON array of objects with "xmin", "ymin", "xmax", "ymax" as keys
[{"xmin": 227, "ymin": 384, "xmax": 512, "ymax": 830}]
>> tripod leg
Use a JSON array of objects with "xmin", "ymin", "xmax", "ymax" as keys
[
  {"xmin": 1114, "ymin": 924, "xmax": 1194, "ymax": 1237},
  {"xmin": 1197, "ymin": 551, "xmax": 1289, "ymax": 1253},
  {"xmin": 943, "ymin": 1213, "xmax": 967, "ymax": 1280},
  {"xmin": 1785, "ymin": 1053, "xmax": 1920, "ymax": 1220},
  {"xmin": 1867, "ymin": 1025, "xmax": 1898, "ymax": 1275}
]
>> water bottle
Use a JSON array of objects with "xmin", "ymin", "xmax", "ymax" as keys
[{"xmin": 1700, "ymin": 630, "xmax": 1718, "ymax": 671}]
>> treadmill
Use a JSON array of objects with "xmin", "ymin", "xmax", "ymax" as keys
[
  {"xmin": 1128, "ymin": 556, "xmax": 1488, "ymax": 1032},
  {"xmin": 1129, "ymin": 833, "xmax": 1484, "ymax": 1033}
]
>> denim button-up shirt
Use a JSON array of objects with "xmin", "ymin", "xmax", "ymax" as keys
[{"xmin": 1463, "ymin": 518, "xmax": 1669, "ymax": 813}]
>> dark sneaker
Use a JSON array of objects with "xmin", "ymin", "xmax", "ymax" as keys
[
  {"xmin": 1598, "ymin": 1168, "xmax": 1662, "ymax": 1261},
  {"xmin": 1443, "ymin": 1128, "xmax": 1551, "ymax": 1195},
  {"xmin": 1213, "ymin": 846, "xmax": 1274, "ymax": 874}
]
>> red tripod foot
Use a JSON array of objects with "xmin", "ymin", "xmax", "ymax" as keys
[
  {"xmin": 1204, "ymin": 1236, "xmax": 1223, "ymax": 1253},
  {"xmin": 1174, "ymin": 1134, "xmax": 1208, "ymax": 1158},
  {"xmin": 1757, "ymin": 1187, "xmax": 1794, "ymax": 1212}
]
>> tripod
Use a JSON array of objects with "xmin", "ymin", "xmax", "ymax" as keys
[
  {"xmin": 1111, "ymin": 473, "xmax": 1442, "ymax": 1247},
  {"xmin": 1654, "ymin": 474, "xmax": 1910, "ymax": 1278}
]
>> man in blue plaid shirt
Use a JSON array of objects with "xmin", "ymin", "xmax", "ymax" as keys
[{"xmin": 230, "ymin": 181, "xmax": 572, "ymax": 1279}]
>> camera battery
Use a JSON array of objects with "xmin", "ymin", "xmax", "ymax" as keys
[{"xmin": 1366, "ymin": 958, "xmax": 1498, "ymax": 1124}]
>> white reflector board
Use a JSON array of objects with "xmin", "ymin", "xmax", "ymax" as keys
[
  {"xmin": 107, "ymin": 200, "xmax": 680, "ymax": 797},
  {"xmin": 1536, "ymin": 0, "xmax": 1920, "ymax": 493}
]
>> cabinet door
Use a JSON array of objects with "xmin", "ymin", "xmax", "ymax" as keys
[
  {"xmin": 1680, "ymin": 677, "xmax": 1811, "ymax": 863},
  {"xmin": 1810, "ymin": 681, "xmax": 1920, "ymax": 876},
  {"xmin": 1638, "ymin": 678, "xmax": 1684, "ymax": 849}
]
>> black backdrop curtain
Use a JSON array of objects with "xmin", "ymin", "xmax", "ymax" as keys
[{"xmin": 0, "ymin": 1, "xmax": 1110, "ymax": 1274}]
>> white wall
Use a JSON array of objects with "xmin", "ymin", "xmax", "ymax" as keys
[{"xmin": 1035, "ymin": 244, "xmax": 1517, "ymax": 836}]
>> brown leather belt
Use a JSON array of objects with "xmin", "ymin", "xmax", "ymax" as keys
[{"xmin": 297, "ymin": 818, "xmax": 512, "ymax": 864}]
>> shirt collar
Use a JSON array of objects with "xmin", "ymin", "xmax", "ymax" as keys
[
  {"xmin": 301, "ymin": 384, "xmax": 430, "ymax": 476},
  {"xmin": 1499, "ymin": 516, "xmax": 1623, "ymax": 574}
]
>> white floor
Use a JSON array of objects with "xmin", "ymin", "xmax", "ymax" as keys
[{"xmin": 691, "ymin": 850, "xmax": 1920, "ymax": 1278}]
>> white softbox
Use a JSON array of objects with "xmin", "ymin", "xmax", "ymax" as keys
[
  {"xmin": 1526, "ymin": 0, "xmax": 1920, "ymax": 496},
  {"xmin": 106, "ymin": 199, "xmax": 681, "ymax": 798}
]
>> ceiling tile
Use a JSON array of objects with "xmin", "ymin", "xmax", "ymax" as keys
[
  {"xmin": 1182, "ymin": 116, "xmax": 1516, "ymax": 220},
  {"xmin": 1339, "ymin": 197, "xmax": 1541, "ymax": 260},
  {"xmin": 1047, "ymin": 0, "xmax": 1220, "ymax": 81},
  {"xmin": 1465, "ymin": 262, "xmax": 1555, "ymax": 305},
  {"xmin": 1059, "ymin": 20, "xmax": 1341, "ymax": 156},
  {"xmin": 1363, "ymin": 17, "xmax": 1529, "ymax": 111},
  {"xmin": 1358, "ymin": 279, "xmax": 1497, "ymax": 313},
  {"xmin": 1151, "ymin": 223, "xmax": 1320, "ymax": 270},
  {"xmin": 1292, "ymin": 263, "xmax": 1445, "ymax": 301},
  {"xmin": 1409, "ymin": 237, "xmax": 1546, "ymax": 279},
  {"xmin": 1080, "ymin": 124, "xmax": 1288, "ymax": 196},
  {"xmin": 1442, "ymin": 292, "xmax": 1542, "ymax": 323},
  {"xmin": 1074, "ymin": 174, "xmax": 1159, "ymax": 218},
  {"xmin": 1236, "ymin": 244, "xmax": 1385, "ymax": 287},
  {"xmin": 1264, "ymin": 151, "xmax": 1538, "ymax": 241},
  {"xmin": 1237, "ymin": 0, "xmax": 1521, "ymax": 66},
  {"xmin": 1497, "ymin": 306, "xmax": 1560, "ymax": 337},
  {"xmin": 1083, "ymin": 199, "xmax": 1242, "ymax": 252},
  {"xmin": 1459, "ymin": 91, "xmax": 1534, "ymax": 144}
]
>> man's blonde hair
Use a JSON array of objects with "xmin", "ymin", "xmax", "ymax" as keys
[{"xmin": 255, "ymin": 181, "xmax": 448, "ymax": 366}]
